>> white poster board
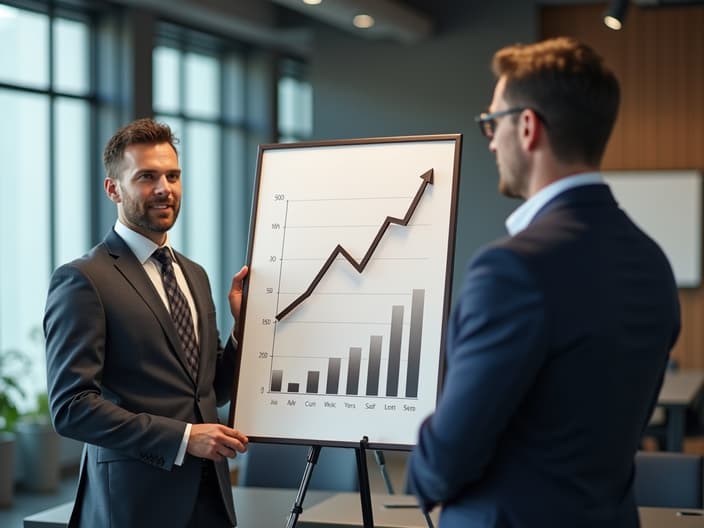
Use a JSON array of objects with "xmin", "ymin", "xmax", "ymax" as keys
[
  {"xmin": 604, "ymin": 170, "xmax": 702, "ymax": 287},
  {"xmin": 231, "ymin": 135, "xmax": 462, "ymax": 448}
]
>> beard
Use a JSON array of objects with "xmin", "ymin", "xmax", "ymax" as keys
[
  {"xmin": 498, "ymin": 169, "xmax": 524, "ymax": 199},
  {"xmin": 120, "ymin": 190, "xmax": 181, "ymax": 235},
  {"xmin": 497, "ymin": 136, "xmax": 529, "ymax": 199}
]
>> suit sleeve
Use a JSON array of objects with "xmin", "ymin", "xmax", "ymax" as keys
[
  {"xmin": 408, "ymin": 246, "xmax": 546, "ymax": 509},
  {"xmin": 44, "ymin": 263, "xmax": 185, "ymax": 470},
  {"xmin": 213, "ymin": 329, "xmax": 237, "ymax": 408},
  {"xmin": 194, "ymin": 263, "xmax": 238, "ymax": 409}
]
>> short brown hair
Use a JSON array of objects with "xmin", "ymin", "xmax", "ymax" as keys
[
  {"xmin": 103, "ymin": 118, "xmax": 179, "ymax": 179},
  {"xmin": 492, "ymin": 37, "xmax": 620, "ymax": 166}
]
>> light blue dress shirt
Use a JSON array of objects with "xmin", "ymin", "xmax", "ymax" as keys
[{"xmin": 505, "ymin": 172, "xmax": 605, "ymax": 236}]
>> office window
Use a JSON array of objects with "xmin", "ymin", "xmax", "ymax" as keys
[
  {"xmin": 153, "ymin": 46, "xmax": 178, "ymax": 114},
  {"xmin": 278, "ymin": 59, "xmax": 313, "ymax": 142},
  {"xmin": 184, "ymin": 53, "xmax": 219, "ymax": 119},
  {"xmin": 0, "ymin": 3, "xmax": 293, "ymax": 415},
  {"xmin": 54, "ymin": 17, "xmax": 90, "ymax": 94},
  {"xmin": 0, "ymin": 2, "xmax": 94, "ymax": 411},
  {"xmin": 153, "ymin": 29, "xmax": 250, "ymax": 331},
  {"xmin": 0, "ymin": 5, "xmax": 49, "ymax": 88}
]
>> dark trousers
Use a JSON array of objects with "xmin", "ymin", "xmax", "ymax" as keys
[{"xmin": 187, "ymin": 460, "xmax": 233, "ymax": 527}]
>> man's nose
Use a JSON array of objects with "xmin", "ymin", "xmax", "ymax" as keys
[
  {"xmin": 488, "ymin": 136, "xmax": 497, "ymax": 153},
  {"xmin": 154, "ymin": 175, "xmax": 172, "ymax": 194}
]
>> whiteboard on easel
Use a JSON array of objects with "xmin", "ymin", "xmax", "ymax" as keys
[
  {"xmin": 604, "ymin": 170, "xmax": 702, "ymax": 287},
  {"xmin": 231, "ymin": 134, "xmax": 462, "ymax": 448}
]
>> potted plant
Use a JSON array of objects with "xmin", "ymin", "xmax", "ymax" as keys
[
  {"xmin": 16, "ymin": 391, "xmax": 61, "ymax": 493},
  {"xmin": 0, "ymin": 349, "xmax": 28, "ymax": 507}
]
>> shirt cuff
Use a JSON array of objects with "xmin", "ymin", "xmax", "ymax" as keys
[{"xmin": 174, "ymin": 423, "xmax": 191, "ymax": 466}]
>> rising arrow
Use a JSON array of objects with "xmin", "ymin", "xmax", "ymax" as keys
[{"xmin": 275, "ymin": 168, "xmax": 434, "ymax": 321}]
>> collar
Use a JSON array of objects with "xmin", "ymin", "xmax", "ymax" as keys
[
  {"xmin": 114, "ymin": 221, "xmax": 173, "ymax": 264},
  {"xmin": 505, "ymin": 172, "xmax": 604, "ymax": 236}
]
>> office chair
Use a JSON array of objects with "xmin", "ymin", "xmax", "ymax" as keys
[
  {"xmin": 642, "ymin": 361, "xmax": 704, "ymax": 450},
  {"xmin": 238, "ymin": 442, "xmax": 359, "ymax": 491},
  {"xmin": 634, "ymin": 451, "xmax": 703, "ymax": 508}
]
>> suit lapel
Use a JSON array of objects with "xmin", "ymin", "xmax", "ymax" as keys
[{"xmin": 103, "ymin": 230, "xmax": 194, "ymax": 383}]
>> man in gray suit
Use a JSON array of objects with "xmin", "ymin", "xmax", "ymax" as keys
[{"xmin": 44, "ymin": 118, "xmax": 249, "ymax": 527}]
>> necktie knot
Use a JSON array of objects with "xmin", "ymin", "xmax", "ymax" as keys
[{"xmin": 153, "ymin": 247, "xmax": 173, "ymax": 269}]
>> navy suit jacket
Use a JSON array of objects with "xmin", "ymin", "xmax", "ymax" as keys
[
  {"xmin": 408, "ymin": 184, "xmax": 680, "ymax": 527},
  {"xmin": 44, "ymin": 229, "xmax": 238, "ymax": 527}
]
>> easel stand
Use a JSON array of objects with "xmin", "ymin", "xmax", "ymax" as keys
[
  {"xmin": 285, "ymin": 444, "xmax": 322, "ymax": 528},
  {"xmin": 354, "ymin": 437, "xmax": 375, "ymax": 528},
  {"xmin": 285, "ymin": 437, "xmax": 376, "ymax": 528}
]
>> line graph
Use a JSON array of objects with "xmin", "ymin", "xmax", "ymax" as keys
[
  {"xmin": 275, "ymin": 169, "xmax": 434, "ymax": 320},
  {"xmin": 232, "ymin": 135, "xmax": 461, "ymax": 447}
]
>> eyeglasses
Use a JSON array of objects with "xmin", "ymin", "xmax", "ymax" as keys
[{"xmin": 474, "ymin": 107, "xmax": 527, "ymax": 138}]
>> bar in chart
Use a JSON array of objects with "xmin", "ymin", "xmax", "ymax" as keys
[
  {"xmin": 306, "ymin": 371, "xmax": 320, "ymax": 393},
  {"xmin": 366, "ymin": 336, "xmax": 383, "ymax": 396},
  {"xmin": 326, "ymin": 358, "xmax": 341, "ymax": 394},
  {"xmin": 406, "ymin": 289, "xmax": 425, "ymax": 398},
  {"xmin": 271, "ymin": 370, "xmax": 283, "ymax": 392},
  {"xmin": 346, "ymin": 347, "xmax": 361, "ymax": 396},
  {"xmin": 386, "ymin": 305, "xmax": 404, "ymax": 397},
  {"xmin": 267, "ymin": 289, "xmax": 426, "ymax": 399}
]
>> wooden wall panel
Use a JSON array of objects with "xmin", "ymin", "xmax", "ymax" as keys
[{"xmin": 541, "ymin": 4, "xmax": 704, "ymax": 368}]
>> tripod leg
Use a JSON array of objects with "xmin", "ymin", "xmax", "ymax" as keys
[
  {"xmin": 355, "ymin": 437, "xmax": 374, "ymax": 528},
  {"xmin": 422, "ymin": 509, "xmax": 435, "ymax": 528},
  {"xmin": 285, "ymin": 445, "xmax": 321, "ymax": 528},
  {"xmin": 374, "ymin": 450, "xmax": 395, "ymax": 494}
]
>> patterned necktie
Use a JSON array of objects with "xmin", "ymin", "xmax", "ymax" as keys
[{"xmin": 153, "ymin": 247, "xmax": 199, "ymax": 380}]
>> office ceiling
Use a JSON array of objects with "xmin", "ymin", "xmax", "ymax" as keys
[
  {"xmin": 269, "ymin": 0, "xmax": 441, "ymax": 43},
  {"xmin": 108, "ymin": 0, "xmax": 704, "ymax": 55},
  {"xmin": 268, "ymin": 0, "xmax": 704, "ymax": 44}
]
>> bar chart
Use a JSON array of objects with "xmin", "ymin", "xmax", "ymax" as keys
[
  {"xmin": 233, "ymin": 135, "xmax": 461, "ymax": 447},
  {"xmin": 269, "ymin": 289, "xmax": 425, "ymax": 398}
]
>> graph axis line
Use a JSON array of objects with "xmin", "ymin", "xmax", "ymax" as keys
[{"xmin": 269, "ymin": 200, "xmax": 290, "ymax": 387}]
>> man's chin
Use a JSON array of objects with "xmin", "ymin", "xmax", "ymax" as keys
[
  {"xmin": 149, "ymin": 209, "xmax": 178, "ymax": 225},
  {"xmin": 154, "ymin": 219, "xmax": 176, "ymax": 232},
  {"xmin": 498, "ymin": 177, "xmax": 523, "ymax": 200},
  {"xmin": 145, "ymin": 215, "xmax": 176, "ymax": 233},
  {"xmin": 498, "ymin": 183, "xmax": 517, "ymax": 199}
]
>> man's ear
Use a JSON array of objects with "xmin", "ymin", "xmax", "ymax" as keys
[
  {"xmin": 518, "ymin": 109, "xmax": 542, "ymax": 152},
  {"xmin": 104, "ymin": 177, "xmax": 121, "ymax": 203}
]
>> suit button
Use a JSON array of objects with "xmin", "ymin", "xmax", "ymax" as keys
[{"xmin": 196, "ymin": 396, "xmax": 201, "ymax": 402}]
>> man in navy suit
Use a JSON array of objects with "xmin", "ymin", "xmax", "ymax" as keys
[
  {"xmin": 45, "ymin": 118, "xmax": 249, "ymax": 527},
  {"xmin": 408, "ymin": 37, "xmax": 680, "ymax": 527}
]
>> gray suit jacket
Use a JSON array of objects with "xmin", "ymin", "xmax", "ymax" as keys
[{"xmin": 44, "ymin": 229, "xmax": 238, "ymax": 527}]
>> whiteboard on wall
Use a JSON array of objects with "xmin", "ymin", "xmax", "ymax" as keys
[{"xmin": 603, "ymin": 170, "xmax": 702, "ymax": 287}]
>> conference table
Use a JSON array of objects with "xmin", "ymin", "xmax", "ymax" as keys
[
  {"xmin": 657, "ymin": 369, "xmax": 704, "ymax": 451},
  {"xmin": 23, "ymin": 487, "xmax": 704, "ymax": 527}
]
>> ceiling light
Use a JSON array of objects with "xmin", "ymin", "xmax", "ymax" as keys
[
  {"xmin": 603, "ymin": 0, "xmax": 629, "ymax": 30},
  {"xmin": 353, "ymin": 14, "xmax": 375, "ymax": 29},
  {"xmin": 302, "ymin": 0, "xmax": 322, "ymax": 5}
]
